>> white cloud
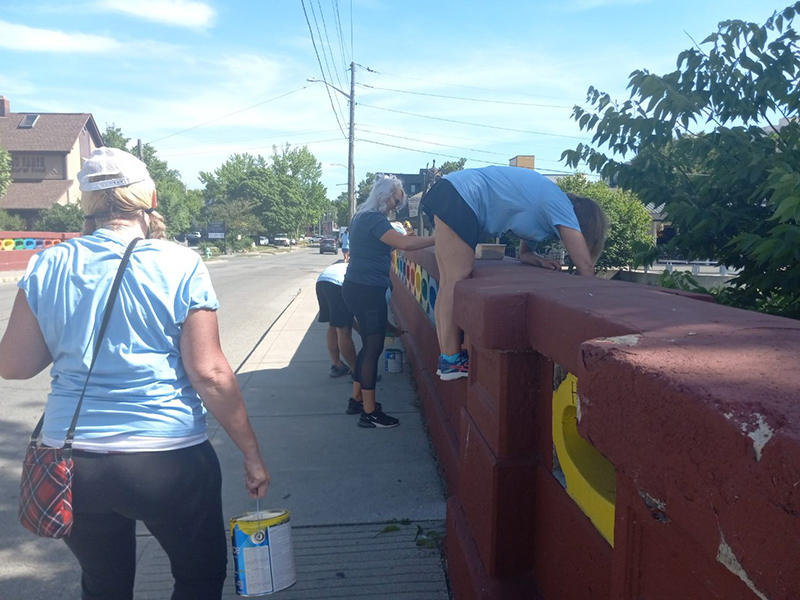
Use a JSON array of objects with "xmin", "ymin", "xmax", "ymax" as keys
[
  {"xmin": 97, "ymin": 0, "xmax": 216, "ymax": 29},
  {"xmin": 0, "ymin": 20, "xmax": 121, "ymax": 52}
]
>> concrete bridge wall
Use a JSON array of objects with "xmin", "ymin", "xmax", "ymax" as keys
[{"xmin": 390, "ymin": 248, "xmax": 800, "ymax": 600}]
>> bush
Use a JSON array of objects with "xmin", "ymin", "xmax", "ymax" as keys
[
  {"xmin": 556, "ymin": 174, "xmax": 653, "ymax": 271},
  {"xmin": 0, "ymin": 209, "xmax": 26, "ymax": 231},
  {"xmin": 34, "ymin": 203, "xmax": 84, "ymax": 232}
]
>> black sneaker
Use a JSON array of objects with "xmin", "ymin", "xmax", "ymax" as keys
[
  {"xmin": 346, "ymin": 398, "xmax": 381, "ymax": 414},
  {"xmin": 358, "ymin": 408, "xmax": 400, "ymax": 428},
  {"xmin": 330, "ymin": 364, "xmax": 351, "ymax": 378}
]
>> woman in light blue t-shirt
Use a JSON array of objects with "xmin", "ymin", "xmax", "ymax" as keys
[
  {"xmin": 0, "ymin": 148, "xmax": 269, "ymax": 600},
  {"xmin": 421, "ymin": 166, "xmax": 609, "ymax": 381}
]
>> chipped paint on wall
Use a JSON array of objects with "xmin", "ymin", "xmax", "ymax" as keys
[{"xmin": 716, "ymin": 532, "xmax": 769, "ymax": 600}]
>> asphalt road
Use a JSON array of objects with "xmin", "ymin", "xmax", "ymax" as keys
[{"xmin": 0, "ymin": 246, "xmax": 339, "ymax": 600}]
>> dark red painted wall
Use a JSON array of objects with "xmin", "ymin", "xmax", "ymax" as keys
[
  {"xmin": 391, "ymin": 248, "xmax": 800, "ymax": 600},
  {"xmin": 0, "ymin": 231, "xmax": 81, "ymax": 271}
]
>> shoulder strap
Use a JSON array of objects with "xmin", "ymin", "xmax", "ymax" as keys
[{"xmin": 29, "ymin": 238, "xmax": 141, "ymax": 454}]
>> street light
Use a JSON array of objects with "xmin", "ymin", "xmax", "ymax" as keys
[{"xmin": 308, "ymin": 64, "xmax": 356, "ymax": 222}]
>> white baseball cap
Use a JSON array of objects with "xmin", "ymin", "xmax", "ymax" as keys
[{"xmin": 78, "ymin": 147, "xmax": 154, "ymax": 192}]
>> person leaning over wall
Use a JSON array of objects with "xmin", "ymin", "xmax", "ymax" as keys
[
  {"xmin": 420, "ymin": 165, "xmax": 608, "ymax": 381},
  {"xmin": 342, "ymin": 174, "xmax": 435, "ymax": 429},
  {"xmin": 0, "ymin": 147, "xmax": 269, "ymax": 600}
]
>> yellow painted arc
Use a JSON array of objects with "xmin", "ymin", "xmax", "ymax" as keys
[{"xmin": 552, "ymin": 372, "xmax": 616, "ymax": 546}]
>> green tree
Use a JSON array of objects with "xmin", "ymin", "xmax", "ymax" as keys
[
  {"xmin": 333, "ymin": 191, "xmax": 349, "ymax": 227},
  {"xmin": 34, "ymin": 203, "xmax": 84, "ymax": 232},
  {"xmin": 356, "ymin": 173, "xmax": 376, "ymax": 207},
  {"xmin": 267, "ymin": 145, "xmax": 328, "ymax": 236},
  {"xmin": 0, "ymin": 209, "xmax": 25, "ymax": 230},
  {"xmin": 557, "ymin": 174, "xmax": 653, "ymax": 271},
  {"xmin": 206, "ymin": 198, "xmax": 262, "ymax": 251},
  {"xmin": 562, "ymin": 3, "xmax": 800, "ymax": 318},
  {"xmin": 439, "ymin": 158, "xmax": 466, "ymax": 175},
  {"xmin": 102, "ymin": 124, "xmax": 130, "ymax": 151},
  {"xmin": 201, "ymin": 147, "xmax": 329, "ymax": 238},
  {"xmin": 0, "ymin": 145, "xmax": 10, "ymax": 199}
]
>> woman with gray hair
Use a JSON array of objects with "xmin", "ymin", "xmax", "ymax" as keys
[
  {"xmin": 342, "ymin": 174, "xmax": 435, "ymax": 428},
  {"xmin": 0, "ymin": 147, "xmax": 269, "ymax": 599}
]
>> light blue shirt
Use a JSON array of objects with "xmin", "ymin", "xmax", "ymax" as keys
[
  {"xmin": 445, "ymin": 166, "xmax": 581, "ymax": 243},
  {"xmin": 340, "ymin": 231, "xmax": 349, "ymax": 250},
  {"xmin": 317, "ymin": 262, "xmax": 348, "ymax": 286},
  {"xmin": 19, "ymin": 229, "xmax": 219, "ymax": 443}
]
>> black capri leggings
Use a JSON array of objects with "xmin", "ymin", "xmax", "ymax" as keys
[
  {"xmin": 64, "ymin": 440, "xmax": 227, "ymax": 600},
  {"xmin": 341, "ymin": 280, "xmax": 388, "ymax": 391}
]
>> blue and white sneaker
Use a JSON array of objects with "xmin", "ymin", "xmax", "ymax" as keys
[{"xmin": 437, "ymin": 351, "xmax": 469, "ymax": 381}]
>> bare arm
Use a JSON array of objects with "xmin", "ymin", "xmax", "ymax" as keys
[
  {"xmin": 0, "ymin": 290, "xmax": 52, "ymax": 380},
  {"xmin": 181, "ymin": 308, "xmax": 269, "ymax": 498},
  {"xmin": 557, "ymin": 226, "xmax": 595, "ymax": 276},
  {"xmin": 379, "ymin": 228, "xmax": 435, "ymax": 251},
  {"xmin": 518, "ymin": 240, "xmax": 561, "ymax": 271}
]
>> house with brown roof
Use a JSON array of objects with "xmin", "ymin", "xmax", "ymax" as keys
[{"xmin": 0, "ymin": 95, "xmax": 103, "ymax": 224}]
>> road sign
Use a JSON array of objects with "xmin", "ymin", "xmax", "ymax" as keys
[{"xmin": 208, "ymin": 221, "xmax": 225, "ymax": 240}]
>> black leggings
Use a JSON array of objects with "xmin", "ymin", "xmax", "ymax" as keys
[
  {"xmin": 342, "ymin": 280, "xmax": 388, "ymax": 391},
  {"xmin": 64, "ymin": 440, "xmax": 227, "ymax": 600}
]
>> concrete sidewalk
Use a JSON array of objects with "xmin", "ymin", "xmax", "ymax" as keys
[{"xmin": 134, "ymin": 282, "xmax": 451, "ymax": 598}]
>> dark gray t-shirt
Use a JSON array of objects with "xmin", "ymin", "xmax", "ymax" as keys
[{"xmin": 344, "ymin": 211, "xmax": 393, "ymax": 287}]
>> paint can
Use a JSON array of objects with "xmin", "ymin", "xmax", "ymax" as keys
[
  {"xmin": 385, "ymin": 348, "xmax": 404, "ymax": 373},
  {"xmin": 230, "ymin": 509, "xmax": 297, "ymax": 596}
]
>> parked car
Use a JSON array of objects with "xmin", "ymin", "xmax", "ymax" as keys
[
  {"xmin": 319, "ymin": 237, "xmax": 338, "ymax": 255},
  {"xmin": 272, "ymin": 234, "xmax": 291, "ymax": 246},
  {"xmin": 290, "ymin": 238, "xmax": 297, "ymax": 245},
  {"xmin": 177, "ymin": 231, "xmax": 201, "ymax": 245},
  {"xmin": 258, "ymin": 236, "xmax": 269, "ymax": 246}
]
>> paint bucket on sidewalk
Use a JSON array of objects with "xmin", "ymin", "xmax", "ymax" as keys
[
  {"xmin": 230, "ymin": 509, "xmax": 297, "ymax": 596},
  {"xmin": 385, "ymin": 348, "xmax": 404, "ymax": 373}
]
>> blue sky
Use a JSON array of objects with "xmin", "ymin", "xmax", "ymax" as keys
[{"xmin": 0, "ymin": 0, "xmax": 781, "ymax": 197}]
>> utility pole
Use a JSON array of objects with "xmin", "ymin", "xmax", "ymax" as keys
[
  {"xmin": 308, "ymin": 64, "xmax": 357, "ymax": 222},
  {"xmin": 137, "ymin": 139, "xmax": 143, "ymax": 161},
  {"xmin": 347, "ymin": 62, "xmax": 356, "ymax": 223}
]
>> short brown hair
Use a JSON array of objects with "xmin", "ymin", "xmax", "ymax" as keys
[{"xmin": 566, "ymin": 193, "xmax": 608, "ymax": 264}]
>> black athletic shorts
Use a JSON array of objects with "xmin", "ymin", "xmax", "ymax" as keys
[
  {"xmin": 316, "ymin": 281, "xmax": 354, "ymax": 328},
  {"xmin": 421, "ymin": 178, "xmax": 480, "ymax": 250}
]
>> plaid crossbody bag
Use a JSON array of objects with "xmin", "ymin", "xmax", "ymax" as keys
[{"xmin": 18, "ymin": 238, "xmax": 139, "ymax": 538}]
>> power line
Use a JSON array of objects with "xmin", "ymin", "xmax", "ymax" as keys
[
  {"xmin": 356, "ymin": 137, "xmax": 506, "ymax": 166},
  {"xmin": 331, "ymin": 0, "xmax": 349, "ymax": 69},
  {"xmin": 155, "ymin": 128, "xmax": 341, "ymax": 151},
  {"xmin": 356, "ymin": 127, "xmax": 587, "ymax": 167},
  {"xmin": 355, "ymin": 127, "xmax": 509, "ymax": 157},
  {"xmin": 357, "ymin": 137, "xmax": 590, "ymax": 175},
  {"xmin": 311, "ymin": 1, "xmax": 345, "ymax": 95},
  {"xmin": 358, "ymin": 103, "xmax": 589, "ymax": 139},
  {"xmin": 357, "ymin": 122, "xmax": 580, "ymax": 152},
  {"xmin": 159, "ymin": 137, "xmax": 344, "ymax": 158},
  {"xmin": 301, "ymin": 0, "xmax": 347, "ymax": 139},
  {"xmin": 357, "ymin": 64, "xmax": 579, "ymax": 103},
  {"xmin": 146, "ymin": 86, "xmax": 310, "ymax": 144},
  {"xmin": 356, "ymin": 83, "xmax": 573, "ymax": 109}
]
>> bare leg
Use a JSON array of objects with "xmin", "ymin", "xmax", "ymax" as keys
[
  {"xmin": 351, "ymin": 381, "xmax": 362, "ymax": 402},
  {"xmin": 336, "ymin": 326, "xmax": 357, "ymax": 370},
  {"xmin": 326, "ymin": 326, "xmax": 342, "ymax": 367},
  {"xmin": 433, "ymin": 216, "xmax": 475, "ymax": 356}
]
